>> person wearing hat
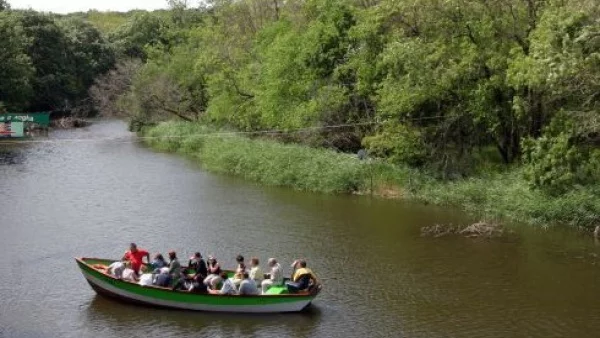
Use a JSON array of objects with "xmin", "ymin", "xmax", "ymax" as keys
[
  {"xmin": 122, "ymin": 243, "xmax": 150, "ymax": 275},
  {"xmin": 261, "ymin": 258, "xmax": 283, "ymax": 294}
]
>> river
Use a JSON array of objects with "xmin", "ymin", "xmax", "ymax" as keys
[{"xmin": 1, "ymin": 120, "xmax": 600, "ymax": 338}]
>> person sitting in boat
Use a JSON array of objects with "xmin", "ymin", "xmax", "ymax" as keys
[
  {"xmin": 188, "ymin": 252, "xmax": 208, "ymax": 281},
  {"xmin": 149, "ymin": 253, "xmax": 167, "ymax": 271},
  {"xmin": 232, "ymin": 254, "xmax": 246, "ymax": 286},
  {"xmin": 121, "ymin": 261, "xmax": 139, "ymax": 282},
  {"xmin": 249, "ymin": 257, "xmax": 264, "ymax": 284},
  {"xmin": 208, "ymin": 271, "xmax": 237, "ymax": 295},
  {"xmin": 172, "ymin": 272, "xmax": 208, "ymax": 293},
  {"xmin": 204, "ymin": 256, "xmax": 223, "ymax": 289},
  {"xmin": 261, "ymin": 258, "xmax": 283, "ymax": 294},
  {"xmin": 236, "ymin": 254, "xmax": 246, "ymax": 272},
  {"xmin": 169, "ymin": 252, "xmax": 207, "ymax": 293},
  {"xmin": 238, "ymin": 272, "xmax": 259, "ymax": 295},
  {"xmin": 285, "ymin": 259, "xmax": 318, "ymax": 293},
  {"xmin": 107, "ymin": 260, "xmax": 126, "ymax": 278},
  {"xmin": 168, "ymin": 251, "xmax": 181, "ymax": 277},
  {"xmin": 188, "ymin": 275, "xmax": 208, "ymax": 293},
  {"xmin": 122, "ymin": 243, "xmax": 150, "ymax": 275},
  {"xmin": 138, "ymin": 272, "xmax": 154, "ymax": 286},
  {"xmin": 153, "ymin": 267, "xmax": 171, "ymax": 287}
]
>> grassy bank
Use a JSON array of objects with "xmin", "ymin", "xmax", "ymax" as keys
[{"xmin": 142, "ymin": 121, "xmax": 600, "ymax": 229}]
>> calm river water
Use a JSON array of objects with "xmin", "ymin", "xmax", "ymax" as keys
[{"xmin": 1, "ymin": 120, "xmax": 600, "ymax": 338}]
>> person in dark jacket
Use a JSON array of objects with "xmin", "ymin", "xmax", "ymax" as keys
[{"xmin": 188, "ymin": 252, "xmax": 208, "ymax": 278}]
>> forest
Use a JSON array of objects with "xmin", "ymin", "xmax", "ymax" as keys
[{"xmin": 1, "ymin": 0, "xmax": 598, "ymax": 227}]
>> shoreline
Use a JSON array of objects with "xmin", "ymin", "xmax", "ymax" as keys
[{"xmin": 141, "ymin": 121, "xmax": 600, "ymax": 230}]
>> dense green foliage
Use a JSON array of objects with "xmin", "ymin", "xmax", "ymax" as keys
[
  {"xmin": 0, "ymin": 5, "xmax": 116, "ymax": 113},
  {"xmin": 107, "ymin": 0, "xmax": 598, "ymax": 188},
  {"xmin": 0, "ymin": 11, "xmax": 33, "ymax": 112}
]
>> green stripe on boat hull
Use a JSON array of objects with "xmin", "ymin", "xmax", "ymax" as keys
[{"xmin": 76, "ymin": 258, "xmax": 318, "ymax": 313}]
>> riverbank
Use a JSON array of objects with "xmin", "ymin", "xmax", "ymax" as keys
[
  {"xmin": 50, "ymin": 117, "xmax": 91, "ymax": 129},
  {"xmin": 141, "ymin": 121, "xmax": 600, "ymax": 229}
]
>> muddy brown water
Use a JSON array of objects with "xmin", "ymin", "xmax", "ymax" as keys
[{"xmin": 1, "ymin": 120, "xmax": 600, "ymax": 338}]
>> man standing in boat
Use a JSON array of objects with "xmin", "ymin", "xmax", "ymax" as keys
[{"xmin": 122, "ymin": 243, "xmax": 150, "ymax": 275}]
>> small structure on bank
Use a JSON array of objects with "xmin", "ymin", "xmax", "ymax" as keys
[{"xmin": 0, "ymin": 112, "xmax": 51, "ymax": 138}]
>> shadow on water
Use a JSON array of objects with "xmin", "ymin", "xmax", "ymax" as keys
[
  {"xmin": 81, "ymin": 296, "xmax": 323, "ymax": 338},
  {"xmin": 0, "ymin": 145, "xmax": 27, "ymax": 165}
]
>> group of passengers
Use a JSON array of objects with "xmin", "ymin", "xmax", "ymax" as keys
[{"xmin": 104, "ymin": 243, "xmax": 319, "ymax": 295}]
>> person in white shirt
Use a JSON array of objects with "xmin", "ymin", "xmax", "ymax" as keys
[
  {"xmin": 107, "ymin": 261, "xmax": 126, "ymax": 278},
  {"xmin": 249, "ymin": 257, "xmax": 264, "ymax": 284},
  {"xmin": 138, "ymin": 273, "xmax": 154, "ymax": 286},
  {"xmin": 121, "ymin": 261, "xmax": 138, "ymax": 282},
  {"xmin": 261, "ymin": 258, "xmax": 283, "ymax": 294},
  {"xmin": 209, "ymin": 272, "xmax": 237, "ymax": 295}
]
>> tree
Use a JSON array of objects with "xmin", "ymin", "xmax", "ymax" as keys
[
  {"xmin": 120, "ymin": 45, "xmax": 208, "ymax": 127},
  {"xmin": 0, "ymin": 0, "xmax": 10, "ymax": 11},
  {"xmin": 90, "ymin": 59, "xmax": 142, "ymax": 117},
  {"xmin": 106, "ymin": 0, "xmax": 599, "ymax": 182},
  {"xmin": 17, "ymin": 11, "xmax": 77, "ymax": 111},
  {"xmin": 60, "ymin": 18, "xmax": 116, "ymax": 100},
  {"xmin": 367, "ymin": 0, "xmax": 554, "ymax": 167},
  {"xmin": 110, "ymin": 12, "xmax": 166, "ymax": 60},
  {"xmin": 0, "ymin": 12, "xmax": 33, "ymax": 112},
  {"xmin": 514, "ymin": 1, "xmax": 600, "ymax": 192}
]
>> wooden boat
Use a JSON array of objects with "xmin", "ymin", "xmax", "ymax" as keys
[{"xmin": 75, "ymin": 257, "xmax": 321, "ymax": 313}]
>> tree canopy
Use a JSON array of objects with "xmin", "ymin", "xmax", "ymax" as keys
[
  {"xmin": 0, "ymin": 5, "xmax": 116, "ymax": 114},
  {"xmin": 1, "ymin": 0, "xmax": 598, "ymax": 193}
]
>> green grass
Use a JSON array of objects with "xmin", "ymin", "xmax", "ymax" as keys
[
  {"xmin": 142, "ymin": 122, "xmax": 368, "ymax": 194},
  {"xmin": 142, "ymin": 121, "xmax": 600, "ymax": 229},
  {"xmin": 412, "ymin": 172, "xmax": 600, "ymax": 228}
]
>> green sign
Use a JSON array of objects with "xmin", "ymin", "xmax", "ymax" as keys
[
  {"xmin": 0, "ymin": 112, "xmax": 51, "ymax": 127},
  {"xmin": 10, "ymin": 121, "xmax": 24, "ymax": 137}
]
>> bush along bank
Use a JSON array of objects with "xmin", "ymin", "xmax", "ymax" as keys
[{"xmin": 141, "ymin": 121, "xmax": 600, "ymax": 229}]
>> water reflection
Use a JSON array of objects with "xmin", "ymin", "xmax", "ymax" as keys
[
  {"xmin": 83, "ymin": 296, "xmax": 322, "ymax": 338},
  {"xmin": 0, "ymin": 146, "xmax": 27, "ymax": 165}
]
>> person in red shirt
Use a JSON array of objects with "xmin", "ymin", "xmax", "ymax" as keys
[{"xmin": 122, "ymin": 243, "xmax": 150, "ymax": 274}]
